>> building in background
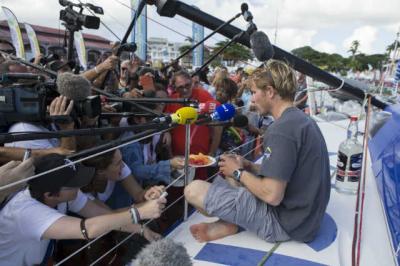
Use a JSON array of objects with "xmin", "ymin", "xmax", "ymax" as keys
[
  {"xmin": 147, "ymin": 37, "xmax": 183, "ymax": 63},
  {"xmin": 0, "ymin": 20, "xmax": 111, "ymax": 66}
]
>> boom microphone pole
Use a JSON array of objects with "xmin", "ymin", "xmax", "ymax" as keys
[
  {"xmin": 191, "ymin": 31, "xmax": 246, "ymax": 78},
  {"xmin": 147, "ymin": 0, "xmax": 388, "ymax": 109},
  {"xmin": 0, "ymin": 123, "xmax": 170, "ymax": 144}
]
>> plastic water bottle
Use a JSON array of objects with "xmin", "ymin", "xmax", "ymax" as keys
[{"xmin": 335, "ymin": 116, "xmax": 363, "ymax": 194}]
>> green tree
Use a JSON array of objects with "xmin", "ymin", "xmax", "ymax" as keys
[
  {"xmin": 212, "ymin": 39, "xmax": 253, "ymax": 65},
  {"xmin": 386, "ymin": 40, "xmax": 399, "ymax": 54},
  {"xmin": 348, "ymin": 40, "xmax": 360, "ymax": 60}
]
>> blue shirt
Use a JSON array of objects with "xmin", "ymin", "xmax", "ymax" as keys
[{"xmin": 120, "ymin": 132, "xmax": 172, "ymax": 184}]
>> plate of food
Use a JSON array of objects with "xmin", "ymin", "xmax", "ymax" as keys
[{"xmin": 189, "ymin": 153, "xmax": 216, "ymax": 168}]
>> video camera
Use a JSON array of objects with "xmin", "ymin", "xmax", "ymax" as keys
[
  {"xmin": 0, "ymin": 74, "xmax": 101, "ymax": 127},
  {"xmin": 59, "ymin": 0, "xmax": 103, "ymax": 30}
]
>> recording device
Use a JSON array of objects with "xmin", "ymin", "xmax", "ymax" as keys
[
  {"xmin": 196, "ymin": 103, "xmax": 236, "ymax": 124},
  {"xmin": 132, "ymin": 238, "xmax": 192, "ymax": 266},
  {"xmin": 59, "ymin": 0, "xmax": 102, "ymax": 30},
  {"xmin": 23, "ymin": 149, "xmax": 32, "ymax": 161},
  {"xmin": 153, "ymin": 106, "xmax": 198, "ymax": 125},
  {"xmin": 241, "ymin": 3, "xmax": 253, "ymax": 22},
  {"xmin": 250, "ymin": 31, "xmax": 274, "ymax": 61},
  {"xmin": 0, "ymin": 73, "xmax": 101, "ymax": 126}
]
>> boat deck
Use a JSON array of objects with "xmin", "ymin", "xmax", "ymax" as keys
[{"xmin": 167, "ymin": 120, "xmax": 395, "ymax": 266}]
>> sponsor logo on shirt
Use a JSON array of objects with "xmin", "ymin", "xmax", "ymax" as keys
[{"xmin": 264, "ymin": 146, "xmax": 272, "ymax": 160}]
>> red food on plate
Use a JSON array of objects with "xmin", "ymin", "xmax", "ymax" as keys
[{"xmin": 189, "ymin": 153, "xmax": 212, "ymax": 166}]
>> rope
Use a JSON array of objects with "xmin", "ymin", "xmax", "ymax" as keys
[
  {"xmin": 84, "ymin": 139, "xmax": 262, "ymax": 265},
  {"xmin": 257, "ymin": 242, "xmax": 281, "ymax": 266},
  {"xmin": 0, "ymin": 128, "xmax": 170, "ymax": 192},
  {"xmin": 55, "ymin": 135, "xmax": 260, "ymax": 265},
  {"xmin": 355, "ymin": 95, "xmax": 372, "ymax": 266},
  {"xmin": 56, "ymin": 170, "xmax": 185, "ymax": 265}
]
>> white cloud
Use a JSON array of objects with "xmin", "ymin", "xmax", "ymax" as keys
[
  {"xmin": 1, "ymin": 0, "xmax": 399, "ymax": 56},
  {"xmin": 315, "ymin": 41, "xmax": 336, "ymax": 53},
  {"xmin": 342, "ymin": 26, "xmax": 378, "ymax": 54},
  {"xmin": 270, "ymin": 28, "xmax": 317, "ymax": 51}
]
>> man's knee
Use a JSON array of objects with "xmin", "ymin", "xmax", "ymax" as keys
[{"xmin": 184, "ymin": 180, "xmax": 208, "ymax": 205}]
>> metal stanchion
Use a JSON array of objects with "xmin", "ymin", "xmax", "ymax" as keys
[{"xmin": 183, "ymin": 124, "xmax": 191, "ymax": 221}]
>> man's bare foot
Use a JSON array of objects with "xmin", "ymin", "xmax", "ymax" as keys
[{"xmin": 190, "ymin": 220, "xmax": 238, "ymax": 242}]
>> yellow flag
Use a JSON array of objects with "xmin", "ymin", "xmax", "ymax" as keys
[{"xmin": 2, "ymin": 6, "xmax": 25, "ymax": 59}]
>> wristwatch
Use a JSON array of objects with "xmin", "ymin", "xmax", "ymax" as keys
[{"xmin": 232, "ymin": 168, "xmax": 244, "ymax": 182}]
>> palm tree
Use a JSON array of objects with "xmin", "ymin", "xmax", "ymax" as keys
[
  {"xmin": 348, "ymin": 40, "xmax": 360, "ymax": 61},
  {"xmin": 212, "ymin": 39, "xmax": 253, "ymax": 66}
]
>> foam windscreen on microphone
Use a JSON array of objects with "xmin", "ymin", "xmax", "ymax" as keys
[
  {"xmin": 215, "ymin": 103, "xmax": 235, "ymax": 121},
  {"xmin": 250, "ymin": 31, "xmax": 274, "ymax": 62},
  {"xmin": 132, "ymin": 238, "xmax": 192, "ymax": 266},
  {"xmin": 56, "ymin": 72, "xmax": 91, "ymax": 101},
  {"xmin": 241, "ymin": 3, "xmax": 248, "ymax": 14},
  {"xmin": 174, "ymin": 106, "xmax": 198, "ymax": 125},
  {"xmin": 233, "ymin": 114, "xmax": 249, "ymax": 128}
]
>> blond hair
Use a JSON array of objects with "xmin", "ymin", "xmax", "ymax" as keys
[{"xmin": 251, "ymin": 59, "xmax": 297, "ymax": 101}]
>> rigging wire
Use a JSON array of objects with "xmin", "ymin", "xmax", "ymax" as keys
[
  {"xmin": 54, "ymin": 135, "xmax": 261, "ymax": 265},
  {"xmin": 0, "ymin": 128, "xmax": 170, "ymax": 192},
  {"xmin": 88, "ymin": 141, "xmax": 263, "ymax": 265}
]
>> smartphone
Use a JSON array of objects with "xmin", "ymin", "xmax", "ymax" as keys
[
  {"xmin": 139, "ymin": 75, "xmax": 154, "ymax": 90},
  {"xmin": 23, "ymin": 149, "xmax": 32, "ymax": 161}
]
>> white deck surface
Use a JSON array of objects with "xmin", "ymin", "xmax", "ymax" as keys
[{"xmin": 168, "ymin": 120, "xmax": 396, "ymax": 266}]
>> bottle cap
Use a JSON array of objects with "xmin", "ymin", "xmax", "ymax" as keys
[{"xmin": 350, "ymin": 115, "xmax": 358, "ymax": 121}]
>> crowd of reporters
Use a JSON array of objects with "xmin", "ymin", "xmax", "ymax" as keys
[{"xmin": 0, "ymin": 44, "xmax": 272, "ymax": 265}]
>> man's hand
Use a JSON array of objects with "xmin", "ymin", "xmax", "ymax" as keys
[
  {"xmin": 97, "ymin": 55, "xmax": 119, "ymax": 72},
  {"xmin": 143, "ymin": 185, "xmax": 165, "ymax": 200},
  {"xmin": 136, "ymin": 196, "xmax": 167, "ymax": 220},
  {"xmin": 170, "ymin": 156, "xmax": 184, "ymax": 170},
  {"xmin": 0, "ymin": 158, "xmax": 35, "ymax": 181},
  {"xmin": 49, "ymin": 96, "xmax": 74, "ymax": 130},
  {"xmin": 218, "ymin": 154, "xmax": 244, "ymax": 178}
]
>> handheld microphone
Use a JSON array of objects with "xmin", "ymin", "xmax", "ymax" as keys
[
  {"xmin": 250, "ymin": 31, "xmax": 275, "ymax": 61},
  {"xmin": 198, "ymin": 100, "xmax": 220, "ymax": 114},
  {"xmin": 196, "ymin": 103, "xmax": 236, "ymax": 124},
  {"xmin": 153, "ymin": 106, "xmax": 198, "ymax": 125}
]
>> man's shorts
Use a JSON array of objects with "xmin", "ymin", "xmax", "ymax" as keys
[{"xmin": 204, "ymin": 176, "xmax": 290, "ymax": 242}]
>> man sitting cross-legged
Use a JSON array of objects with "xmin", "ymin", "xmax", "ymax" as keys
[{"xmin": 184, "ymin": 60, "xmax": 330, "ymax": 243}]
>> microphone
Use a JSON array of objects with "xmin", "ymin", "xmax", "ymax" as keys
[
  {"xmin": 250, "ymin": 31, "xmax": 275, "ymax": 62},
  {"xmin": 205, "ymin": 114, "xmax": 249, "ymax": 127},
  {"xmin": 241, "ymin": 3, "xmax": 253, "ymax": 22},
  {"xmin": 56, "ymin": 72, "xmax": 91, "ymax": 101},
  {"xmin": 198, "ymin": 100, "xmax": 220, "ymax": 114},
  {"xmin": 153, "ymin": 106, "xmax": 198, "ymax": 125},
  {"xmin": 196, "ymin": 103, "xmax": 236, "ymax": 124},
  {"xmin": 132, "ymin": 238, "xmax": 192, "ymax": 266}
]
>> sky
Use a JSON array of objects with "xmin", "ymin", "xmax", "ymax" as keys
[{"xmin": 1, "ymin": 0, "xmax": 399, "ymax": 57}]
